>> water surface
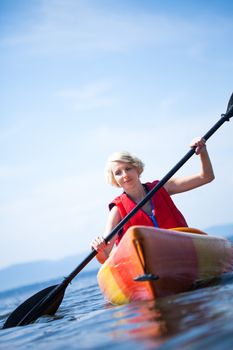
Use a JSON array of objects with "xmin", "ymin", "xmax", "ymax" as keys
[{"xmin": 1, "ymin": 269, "xmax": 233, "ymax": 349}]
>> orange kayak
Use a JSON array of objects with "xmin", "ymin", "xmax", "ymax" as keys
[{"xmin": 97, "ymin": 226, "xmax": 233, "ymax": 305}]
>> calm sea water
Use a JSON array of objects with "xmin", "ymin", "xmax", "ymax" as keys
[{"xmin": 1, "ymin": 268, "xmax": 233, "ymax": 350}]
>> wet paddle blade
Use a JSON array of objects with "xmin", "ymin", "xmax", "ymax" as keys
[{"xmin": 2, "ymin": 284, "xmax": 65, "ymax": 329}]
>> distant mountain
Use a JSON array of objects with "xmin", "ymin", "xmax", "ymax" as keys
[
  {"xmin": 204, "ymin": 223, "xmax": 233, "ymax": 237},
  {"xmin": 1, "ymin": 223, "xmax": 233, "ymax": 292},
  {"xmin": 0, "ymin": 253, "xmax": 99, "ymax": 292}
]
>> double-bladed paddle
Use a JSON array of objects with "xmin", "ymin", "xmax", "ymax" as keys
[{"xmin": 2, "ymin": 93, "xmax": 233, "ymax": 329}]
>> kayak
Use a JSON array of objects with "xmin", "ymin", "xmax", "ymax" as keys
[{"xmin": 97, "ymin": 226, "xmax": 233, "ymax": 305}]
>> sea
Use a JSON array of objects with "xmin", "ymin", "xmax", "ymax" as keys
[{"xmin": 1, "ymin": 266, "xmax": 233, "ymax": 349}]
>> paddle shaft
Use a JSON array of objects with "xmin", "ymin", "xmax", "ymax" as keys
[
  {"xmin": 64, "ymin": 110, "xmax": 232, "ymax": 285},
  {"xmin": 18, "ymin": 106, "xmax": 233, "ymax": 310},
  {"xmin": 3, "ymin": 95, "xmax": 232, "ymax": 328},
  {"xmin": 3, "ymin": 94, "xmax": 233, "ymax": 328}
]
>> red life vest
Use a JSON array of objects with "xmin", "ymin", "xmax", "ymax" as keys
[{"xmin": 110, "ymin": 180, "xmax": 188, "ymax": 245}]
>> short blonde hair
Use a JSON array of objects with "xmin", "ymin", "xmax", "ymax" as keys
[{"xmin": 105, "ymin": 151, "xmax": 145, "ymax": 187}]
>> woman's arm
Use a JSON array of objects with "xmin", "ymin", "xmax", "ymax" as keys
[
  {"xmin": 164, "ymin": 137, "xmax": 215, "ymax": 195},
  {"xmin": 90, "ymin": 206, "xmax": 121, "ymax": 264}
]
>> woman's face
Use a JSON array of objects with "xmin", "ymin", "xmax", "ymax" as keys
[{"xmin": 111, "ymin": 161, "xmax": 140, "ymax": 189}]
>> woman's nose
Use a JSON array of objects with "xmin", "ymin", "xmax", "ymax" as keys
[{"xmin": 122, "ymin": 170, "xmax": 129, "ymax": 178}]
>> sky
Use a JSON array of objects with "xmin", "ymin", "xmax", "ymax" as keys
[{"xmin": 0, "ymin": 0, "xmax": 233, "ymax": 270}]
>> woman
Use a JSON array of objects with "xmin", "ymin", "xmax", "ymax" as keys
[{"xmin": 91, "ymin": 137, "xmax": 214, "ymax": 264}]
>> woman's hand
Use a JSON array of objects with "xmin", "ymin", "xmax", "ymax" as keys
[
  {"xmin": 90, "ymin": 236, "xmax": 107, "ymax": 253},
  {"xmin": 90, "ymin": 235, "xmax": 113, "ymax": 264},
  {"xmin": 190, "ymin": 137, "xmax": 206, "ymax": 155}
]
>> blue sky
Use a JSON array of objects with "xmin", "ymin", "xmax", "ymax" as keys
[{"xmin": 1, "ymin": 0, "xmax": 233, "ymax": 269}]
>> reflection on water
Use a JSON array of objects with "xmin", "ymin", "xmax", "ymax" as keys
[
  {"xmin": 110, "ymin": 301, "xmax": 168, "ymax": 348},
  {"xmin": 106, "ymin": 272, "xmax": 233, "ymax": 349},
  {"xmin": 1, "ymin": 271, "xmax": 233, "ymax": 350}
]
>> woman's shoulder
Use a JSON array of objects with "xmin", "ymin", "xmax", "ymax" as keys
[
  {"xmin": 144, "ymin": 180, "xmax": 159, "ymax": 188},
  {"xmin": 109, "ymin": 192, "xmax": 125, "ymax": 210}
]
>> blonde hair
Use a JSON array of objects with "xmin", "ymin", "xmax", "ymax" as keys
[{"xmin": 105, "ymin": 151, "xmax": 145, "ymax": 187}]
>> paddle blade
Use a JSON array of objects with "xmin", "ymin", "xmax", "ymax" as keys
[
  {"xmin": 2, "ymin": 284, "xmax": 65, "ymax": 329},
  {"xmin": 225, "ymin": 93, "xmax": 233, "ymax": 119}
]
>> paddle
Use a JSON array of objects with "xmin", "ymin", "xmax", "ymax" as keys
[{"xmin": 2, "ymin": 93, "xmax": 233, "ymax": 329}]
